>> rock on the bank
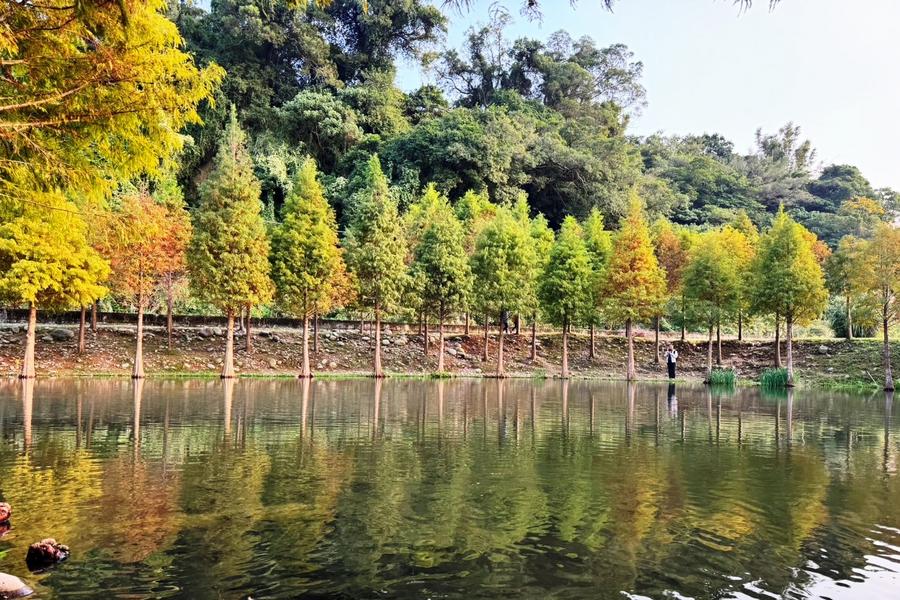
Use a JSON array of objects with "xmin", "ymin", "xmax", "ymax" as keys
[
  {"xmin": 0, "ymin": 573, "xmax": 33, "ymax": 598},
  {"xmin": 49, "ymin": 329, "xmax": 74, "ymax": 342}
]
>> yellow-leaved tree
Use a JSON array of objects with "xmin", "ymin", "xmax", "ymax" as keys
[
  {"xmin": 0, "ymin": 195, "xmax": 108, "ymax": 378},
  {"xmin": 600, "ymin": 195, "xmax": 666, "ymax": 381}
]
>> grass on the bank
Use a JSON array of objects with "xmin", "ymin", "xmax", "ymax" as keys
[
  {"xmin": 760, "ymin": 367, "xmax": 789, "ymax": 389},
  {"xmin": 708, "ymin": 368, "xmax": 737, "ymax": 386}
]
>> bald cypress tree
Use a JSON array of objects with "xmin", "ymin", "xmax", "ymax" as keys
[
  {"xmin": 748, "ymin": 208, "xmax": 827, "ymax": 386},
  {"xmin": 189, "ymin": 109, "xmax": 273, "ymax": 378},
  {"xmin": 410, "ymin": 191, "xmax": 472, "ymax": 373},
  {"xmin": 271, "ymin": 158, "xmax": 345, "ymax": 379},
  {"xmin": 600, "ymin": 195, "xmax": 666, "ymax": 381},
  {"xmin": 0, "ymin": 193, "xmax": 108, "ymax": 378},
  {"xmin": 344, "ymin": 155, "xmax": 408, "ymax": 378},
  {"xmin": 538, "ymin": 217, "xmax": 593, "ymax": 378}
]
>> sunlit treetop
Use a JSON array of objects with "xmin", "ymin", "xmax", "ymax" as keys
[{"xmin": 0, "ymin": 0, "xmax": 223, "ymax": 201}]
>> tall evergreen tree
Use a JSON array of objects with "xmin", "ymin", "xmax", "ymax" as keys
[
  {"xmin": 861, "ymin": 223, "xmax": 900, "ymax": 391},
  {"xmin": 271, "ymin": 158, "xmax": 345, "ymax": 378},
  {"xmin": 825, "ymin": 236, "xmax": 868, "ymax": 340},
  {"xmin": 0, "ymin": 194, "xmax": 108, "ymax": 378},
  {"xmin": 682, "ymin": 228, "xmax": 744, "ymax": 381},
  {"xmin": 471, "ymin": 205, "xmax": 535, "ymax": 377},
  {"xmin": 528, "ymin": 214, "xmax": 555, "ymax": 361},
  {"xmin": 600, "ymin": 195, "xmax": 666, "ymax": 381},
  {"xmin": 410, "ymin": 191, "xmax": 472, "ymax": 373},
  {"xmin": 344, "ymin": 155, "xmax": 408, "ymax": 377},
  {"xmin": 189, "ymin": 110, "xmax": 273, "ymax": 378},
  {"xmin": 583, "ymin": 208, "xmax": 613, "ymax": 359},
  {"xmin": 748, "ymin": 208, "xmax": 828, "ymax": 386},
  {"xmin": 538, "ymin": 217, "xmax": 594, "ymax": 377}
]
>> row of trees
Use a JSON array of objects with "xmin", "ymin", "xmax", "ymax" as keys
[{"xmin": 4, "ymin": 105, "xmax": 896, "ymax": 389}]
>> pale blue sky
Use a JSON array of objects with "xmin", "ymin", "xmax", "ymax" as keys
[{"xmin": 397, "ymin": 0, "xmax": 900, "ymax": 190}]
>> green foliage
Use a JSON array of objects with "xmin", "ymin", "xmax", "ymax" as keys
[
  {"xmin": 2, "ymin": 0, "xmax": 223, "ymax": 200},
  {"xmin": 708, "ymin": 368, "xmax": 737, "ymax": 386},
  {"xmin": 271, "ymin": 158, "xmax": 346, "ymax": 317},
  {"xmin": 538, "ymin": 217, "xmax": 594, "ymax": 328},
  {"xmin": 344, "ymin": 155, "xmax": 409, "ymax": 313},
  {"xmin": 760, "ymin": 367, "xmax": 789, "ymax": 389},
  {"xmin": 600, "ymin": 195, "xmax": 666, "ymax": 325},
  {"xmin": 189, "ymin": 111, "xmax": 274, "ymax": 315},
  {"xmin": 683, "ymin": 229, "xmax": 744, "ymax": 328},
  {"xmin": 470, "ymin": 205, "xmax": 536, "ymax": 318},
  {"xmin": 748, "ymin": 208, "xmax": 828, "ymax": 324},
  {"xmin": 410, "ymin": 190, "xmax": 472, "ymax": 319},
  {"xmin": 0, "ymin": 194, "xmax": 108, "ymax": 310}
]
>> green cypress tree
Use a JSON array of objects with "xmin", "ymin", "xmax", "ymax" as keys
[
  {"xmin": 682, "ymin": 228, "xmax": 743, "ymax": 381},
  {"xmin": 410, "ymin": 191, "xmax": 472, "ymax": 373},
  {"xmin": 860, "ymin": 223, "xmax": 900, "ymax": 391},
  {"xmin": 748, "ymin": 208, "xmax": 828, "ymax": 386},
  {"xmin": 0, "ymin": 192, "xmax": 108, "ymax": 378},
  {"xmin": 344, "ymin": 155, "xmax": 408, "ymax": 378},
  {"xmin": 538, "ymin": 217, "xmax": 594, "ymax": 378},
  {"xmin": 600, "ymin": 195, "xmax": 666, "ymax": 381},
  {"xmin": 189, "ymin": 109, "xmax": 273, "ymax": 378},
  {"xmin": 271, "ymin": 158, "xmax": 345, "ymax": 379},
  {"xmin": 528, "ymin": 214, "xmax": 555, "ymax": 361},
  {"xmin": 583, "ymin": 208, "xmax": 613, "ymax": 359},
  {"xmin": 471, "ymin": 205, "xmax": 535, "ymax": 377}
]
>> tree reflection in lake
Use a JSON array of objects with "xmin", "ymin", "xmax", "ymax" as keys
[{"xmin": 0, "ymin": 378, "xmax": 898, "ymax": 599}]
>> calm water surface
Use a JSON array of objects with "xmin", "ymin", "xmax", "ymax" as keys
[{"xmin": 0, "ymin": 378, "xmax": 898, "ymax": 599}]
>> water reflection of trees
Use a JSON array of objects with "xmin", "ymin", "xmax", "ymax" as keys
[{"xmin": 0, "ymin": 379, "xmax": 897, "ymax": 598}]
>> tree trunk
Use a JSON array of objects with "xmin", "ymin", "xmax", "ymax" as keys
[
  {"xmin": 497, "ymin": 318, "xmax": 506, "ymax": 378},
  {"xmin": 561, "ymin": 317, "xmax": 569, "ymax": 378},
  {"xmin": 424, "ymin": 316, "xmax": 430, "ymax": 355},
  {"xmin": 680, "ymin": 294, "xmax": 686, "ymax": 342},
  {"xmin": 222, "ymin": 311, "xmax": 236, "ymax": 379},
  {"xmin": 654, "ymin": 316, "xmax": 660, "ymax": 364},
  {"xmin": 706, "ymin": 322, "xmax": 714, "ymax": 383},
  {"xmin": 716, "ymin": 319, "xmax": 722, "ymax": 365},
  {"xmin": 437, "ymin": 313, "xmax": 445, "ymax": 373},
  {"xmin": 738, "ymin": 310, "xmax": 743, "ymax": 342},
  {"xmin": 166, "ymin": 287, "xmax": 174, "ymax": 350},
  {"xmin": 884, "ymin": 301, "xmax": 894, "ymax": 391},
  {"xmin": 775, "ymin": 311, "xmax": 782, "ymax": 368},
  {"xmin": 418, "ymin": 311, "xmax": 423, "ymax": 335},
  {"xmin": 360, "ymin": 314, "xmax": 365, "ymax": 334},
  {"xmin": 78, "ymin": 305, "xmax": 86, "ymax": 354},
  {"xmin": 590, "ymin": 323, "xmax": 596, "ymax": 360},
  {"xmin": 786, "ymin": 311, "xmax": 795, "ymax": 387},
  {"xmin": 300, "ymin": 314, "xmax": 311, "ymax": 379},
  {"xmin": 846, "ymin": 294, "xmax": 853, "ymax": 341},
  {"xmin": 483, "ymin": 314, "xmax": 489, "ymax": 361},
  {"xmin": 625, "ymin": 318, "xmax": 635, "ymax": 381},
  {"xmin": 530, "ymin": 317, "xmax": 537, "ymax": 361},
  {"xmin": 465, "ymin": 312, "xmax": 470, "ymax": 336},
  {"xmin": 245, "ymin": 306, "xmax": 252, "ymax": 353},
  {"xmin": 313, "ymin": 312, "xmax": 319, "ymax": 354},
  {"xmin": 20, "ymin": 303, "xmax": 36, "ymax": 379},
  {"xmin": 91, "ymin": 301, "xmax": 98, "ymax": 333},
  {"xmin": 133, "ymin": 301, "xmax": 145, "ymax": 379},
  {"xmin": 374, "ymin": 305, "xmax": 384, "ymax": 378}
]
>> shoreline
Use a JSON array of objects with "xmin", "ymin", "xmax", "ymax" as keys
[{"xmin": 0, "ymin": 323, "xmax": 895, "ymax": 390}]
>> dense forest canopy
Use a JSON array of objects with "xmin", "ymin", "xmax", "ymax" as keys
[{"xmin": 166, "ymin": 0, "xmax": 896, "ymax": 243}]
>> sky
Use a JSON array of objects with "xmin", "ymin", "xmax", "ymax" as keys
[{"xmin": 396, "ymin": 0, "xmax": 900, "ymax": 190}]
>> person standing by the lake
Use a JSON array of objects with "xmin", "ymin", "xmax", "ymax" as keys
[{"xmin": 665, "ymin": 345, "xmax": 678, "ymax": 379}]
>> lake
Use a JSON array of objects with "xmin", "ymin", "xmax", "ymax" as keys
[{"xmin": 0, "ymin": 378, "xmax": 897, "ymax": 599}]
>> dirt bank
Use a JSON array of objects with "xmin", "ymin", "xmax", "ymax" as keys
[{"xmin": 0, "ymin": 322, "xmax": 896, "ymax": 387}]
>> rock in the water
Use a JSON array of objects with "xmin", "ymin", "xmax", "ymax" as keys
[
  {"xmin": 49, "ymin": 329, "xmax": 74, "ymax": 342},
  {"xmin": 0, "ymin": 503, "xmax": 10, "ymax": 522},
  {"xmin": 0, "ymin": 573, "xmax": 33, "ymax": 598},
  {"xmin": 25, "ymin": 539, "xmax": 69, "ymax": 571}
]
